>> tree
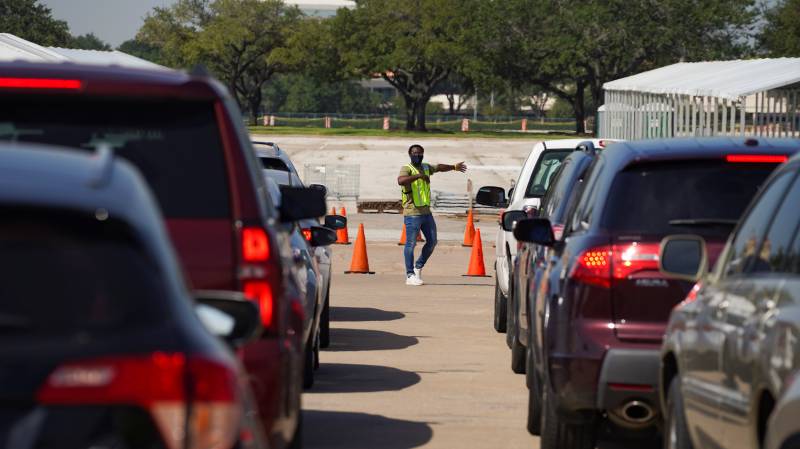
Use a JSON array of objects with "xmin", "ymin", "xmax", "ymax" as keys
[
  {"xmin": 331, "ymin": 0, "xmax": 479, "ymax": 131},
  {"xmin": 434, "ymin": 73, "xmax": 475, "ymax": 115},
  {"xmin": 759, "ymin": 0, "xmax": 800, "ymax": 56},
  {"xmin": 69, "ymin": 33, "xmax": 111, "ymax": 50},
  {"xmin": 118, "ymin": 39, "xmax": 163, "ymax": 63},
  {"xmin": 137, "ymin": 0, "xmax": 301, "ymax": 124},
  {"xmin": 480, "ymin": 0, "xmax": 755, "ymax": 133},
  {"xmin": 0, "ymin": 0, "xmax": 71, "ymax": 46}
]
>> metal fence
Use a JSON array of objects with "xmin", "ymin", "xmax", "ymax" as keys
[{"xmin": 303, "ymin": 164, "xmax": 360, "ymax": 201}]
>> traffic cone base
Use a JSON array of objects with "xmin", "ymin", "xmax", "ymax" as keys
[
  {"xmin": 463, "ymin": 228, "xmax": 491, "ymax": 277},
  {"xmin": 345, "ymin": 223, "xmax": 375, "ymax": 275}
]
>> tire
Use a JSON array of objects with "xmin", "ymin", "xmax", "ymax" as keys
[
  {"xmin": 526, "ymin": 345, "xmax": 542, "ymax": 435},
  {"xmin": 313, "ymin": 331, "xmax": 320, "ymax": 371},
  {"xmin": 505, "ymin": 267, "xmax": 515, "ymax": 348},
  {"xmin": 664, "ymin": 377, "xmax": 693, "ymax": 449},
  {"xmin": 511, "ymin": 335, "xmax": 526, "ymax": 374},
  {"xmin": 288, "ymin": 411, "xmax": 303, "ymax": 449},
  {"xmin": 302, "ymin": 334, "xmax": 315, "ymax": 389},
  {"xmin": 320, "ymin": 290, "xmax": 330, "ymax": 348},
  {"xmin": 493, "ymin": 277, "xmax": 507, "ymax": 333},
  {"xmin": 540, "ymin": 380, "xmax": 597, "ymax": 449}
]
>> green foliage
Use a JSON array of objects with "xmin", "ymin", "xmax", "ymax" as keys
[
  {"xmin": 0, "ymin": 0, "xmax": 71, "ymax": 46},
  {"xmin": 759, "ymin": 0, "xmax": 800, "ymax": 56},
  {"xmin": 68, "ymin": 33, "xmax": 111, "ymax": 51},
  {"xmin": 264, "ymin": 74, "xmax": 383, "ymax": 113},
  {"xmin": 117, "ymin": 39, "xmax": 163, "ymax": 63}
]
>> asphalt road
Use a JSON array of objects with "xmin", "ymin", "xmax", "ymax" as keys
[{"xmin": 302, "ymin": 240, "xmax": 538, "ymax": 449}]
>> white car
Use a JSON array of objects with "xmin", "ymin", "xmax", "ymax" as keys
[{"xmin": 477, "ymin": 139, "xmax": 611, "ymax": 333}]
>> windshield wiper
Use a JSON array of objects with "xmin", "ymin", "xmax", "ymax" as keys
[{"xmin": 669, "ymin": 218, "xmax": 738, "ymax": 227}]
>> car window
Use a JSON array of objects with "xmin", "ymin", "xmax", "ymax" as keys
[
  {"xmin": 603, "ymin": 160, "xmax": 778, "ymax": 239},
  {"xmin": 260, "ymin": 157, "xmax": 290, "ymax": 171},
  {"xmin": 525, "ymin": 150, "xmax": 572, "ymax": 198},
  {"xmin": 0, "ymin": 211, "xmax": 165, "ymax": 339},
  {"xmin": 539, "ymin": 159, "xmax": 571, "ymax": 217},
  {"xmin": 721, "ymin": 170, "xmax": 794, "ymax": 278},
  {"xmin": 0, "ymin": 95, "xmax": 230, "ymax": 219},
  {"xmin": 750, "ymin": 171, "xmax": 800, "ymax": 274},
  {"xmin": 570, "ymin": 158, "xmax": 604, "ymax": 232}
]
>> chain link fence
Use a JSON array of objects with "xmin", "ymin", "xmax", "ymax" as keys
[{"xmin": 303, "ymin": 164, "xmax": 360, "ymax": 201}]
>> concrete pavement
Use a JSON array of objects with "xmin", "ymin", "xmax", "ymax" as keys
[{"xmin": 302, "ymin": 241, "xmax": 538, "ymax": 448}]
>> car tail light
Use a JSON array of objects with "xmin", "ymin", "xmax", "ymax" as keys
[
  {"xmin": 569, "ymin": 242, "xmax": 660, "ymax": 288},
  {"xmin": 523, "ymin": 205, "xmax": 537, "ymax": 217},
  {"xmin": 239, "ymin": 226, "xmax": 279, "ymax": 333},
  {"xmin": 552, "ymin": 224, "xmax": 565, "ymax": 240},
  {"xmin": 302, "ymin": 228, "xmax": 312, "ymax": 241},
  {"xmin": 726, "ymin": 154, "xmax": 787, "ymax": 163},
  {"xmin": 37, "ymin": 353, "xmax": 240, "ymax": 449},
  {"xmin": 0, "ymin": 77, "xmax": 82, "ymax": 90}
]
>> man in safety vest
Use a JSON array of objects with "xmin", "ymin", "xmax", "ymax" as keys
[{"xmin": 397, "ymin": 144, "xmax": 467, "ymax": 286}]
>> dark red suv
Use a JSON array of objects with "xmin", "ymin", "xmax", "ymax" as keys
[
  {"xmin": 513, "ymin": 138, "xmax": 799, "ymax": 449},
  {"xmin": 0, "ymin": 62, "xmax": 309, "ymax": 448}
]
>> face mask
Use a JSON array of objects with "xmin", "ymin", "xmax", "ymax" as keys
[{"xmin": 410, "ymin": 154, "xmax": 423, "ymax": 165}]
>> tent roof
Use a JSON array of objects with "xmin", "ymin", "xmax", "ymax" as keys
[
  {"xmin": 603, "ymin": 59, "xmax": 800, "ymax": 100},
  {"xmin": 48, "ymin": 47, "xmax": 166, "ymax": 70}
]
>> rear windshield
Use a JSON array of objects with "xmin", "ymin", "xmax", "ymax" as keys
[
  {"xmin": 0, "ymin": 95, "xmax": 230, "ymax": 219},
  {"xmin": 260, "ymin": 157, "xmax": 289, "ymax": 171},
  {"xmin": 0, "ymin": 211, "xmax": 165, "ymax": 339},
  {"xmin": 525, "ymin": 150, "xmax": 572, "ymax": 197},
  {"xmin": 603, "ymin": 160, "xmax": 777, "ymax": 237}
]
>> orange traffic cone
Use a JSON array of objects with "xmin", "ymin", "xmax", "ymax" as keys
[
  {"xmin": 397, "ymin": 224, "xmax": 425, "ymax": 245},
  {"xmin": 345, "ymin": 224, "xmax": 375, "ymax": 274},
  {"xmin": 336, "ymin": 206, "xmax": 350, "ymax": 244},
  {"xmin": 462, "ymin": 209, "xmax": 476, "ymax": 247},
  {"xmin": 330, "ymin": 206, "xmax": 336, "ymax": 215},
  {"xmin": 463, "ymin": 228, "xmax": 490, "ymax": 277}
]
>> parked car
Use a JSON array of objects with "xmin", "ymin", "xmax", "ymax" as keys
[
  {"xmin": 0, "ymin": 142, "xmax": 266, "ymax": 449},
  {"xmin": 262, "ymin": 175, "xmax": 342, "ymax": 389},
  {"xmin": 477, "ymin": 138, "xmax": 614, "ymax": 335},
  {"xmin": 512, "ymin": 138, "xmax": 799, "ymax": 449},
  {"xmin": 253, "ymin": 141, "xmax": 339, "ymax": 349},
  {"xmin": 659, "ymin": 151, "xmax": 800, "ymax": 449},
  {"xmin": 0, "ymin": 62, "xmax": 324, "ymax": 448}
]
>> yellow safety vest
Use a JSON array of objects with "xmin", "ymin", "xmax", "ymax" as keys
[{"xmin": 402, "ymin": 163, "xmax": 431, "ymax": 207}]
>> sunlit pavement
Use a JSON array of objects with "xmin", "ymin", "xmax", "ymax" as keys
[{"xmin": 302, "ymin": 241, "xmax": 539, "ymax": 449}]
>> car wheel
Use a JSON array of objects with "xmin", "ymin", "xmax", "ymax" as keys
[
  {"xmin": 665, "ymin": 377, "xmax": 693, "ymax": 449},
  {"xmin": 313, "ymin": 331, "xmax": 320, "ymax": 371},
  {"xmin": 320, "ymin": 290, "xmax": 330, "ymax": 348},
  {"xmin": 526, "ymin": 345, "xmax": 542, "ymax": 435},
  {"xmin": 505, "ymin": 268, "xmax": 515, "ymax": 348},
  {"xmin": 540, "ymin": 379, "xmax": 597, "ymax": 449},
  {"xmin": 288, "ymin": 411, "xmax": 303, "ymax": 449},
  {"xmin": 493, "ymin": 277, "xmax": 507, "ymax": 333},
  {"xmin": 302, "ymin": 334, "xmax": 315, "ymax": 389},
  {"xmin": 511, "ymin": 335, "xmax": 526, "ymax": 374}
]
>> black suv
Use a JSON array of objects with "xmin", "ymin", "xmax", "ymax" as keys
[{"xmin": 513, "ymin": 138, "xmax": 799, "ymax": 449}]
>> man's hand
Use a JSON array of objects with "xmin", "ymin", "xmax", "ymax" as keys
[
  {"xmin": 455, "ymin": 161, "xmax": 467, "ymax": 173},
  {"xmin": 420, "ymin": 174, "xmax": 431, "ymax": 183}
]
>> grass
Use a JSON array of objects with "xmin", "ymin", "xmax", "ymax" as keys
[{"xmin": 247, "ymin": 126, "xmax": 582, "ymax": 139}]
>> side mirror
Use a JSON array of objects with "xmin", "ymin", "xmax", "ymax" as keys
[
  {"xmin": 659, "ymin": 235, "xmax": 708, "ymax": 282},
  {"xmin": 309, "ymin": 183, "xmax": 328, "ymax": 196},
  {"xmin": 309, "ymin": 226, "xmax": 338, "ymax": 247},
  {"xmin": 513, "ymin": 218, "xmax": 555, "ymax": 246},
  {"xmin": 502, "ymin": 210, "xmax": 527, "ymax": 232},
  {"xmin": 324, "ymin": 214, "xmax": 347, "ymax": 230},
  {"xmin": 476, "ymin": 186, "xmax": 507, "ymax": 207},
  {"xmin": 195, "ymin": 290, "xmax": 262, "ymax": 347},
  {"xmin": 278, "ymin": 187, "xmax": 327, "ymax": 222}
]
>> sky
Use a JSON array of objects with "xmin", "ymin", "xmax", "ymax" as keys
[
  {"xmin": 40, "ymin": 0, "xmax": 355, "ymax": 48},
  {"xmin": 41, "ymin": 0, "xmax": 177, "ymax": 47}
]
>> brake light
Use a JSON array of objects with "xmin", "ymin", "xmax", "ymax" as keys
[
  {"xmin": 726, "ymin": 154, "xmax": 787, "ymax": 163},
  {"xmin": 569, "ymin": 242, "xmax": 660, "ymax": 288},
  {"xmin": 552, "ymin": 224, "xmax": 565, "ymax": 240},
  {"xmin": 37, "ymin": 353, "xmax": 240, "ymax": 449},
  {"xmin": 242, "ymin": 228, "xmax": 269, "ymax": 262},
  {"xmin": 302, "ymin": 228, "xmax": 312, "ymax": 241},
  {"xmin": 243, "ymin": 280, "xmax": 273, "ymax": 327},
  {"xmin": 0, "ymin": 77, "xmax": 82, "ymax": 90}
]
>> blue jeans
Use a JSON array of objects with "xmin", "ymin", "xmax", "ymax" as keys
[{"xmin": 404, "ymin": 214, "xmax": 438, "ymax": 275}]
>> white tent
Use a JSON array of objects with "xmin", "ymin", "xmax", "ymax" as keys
[
  {"xmin": 0, "ymin": 33, "xmax": 167, "ymax": 71},
  {"xmin": 600, "ymin": 59, "xmax": 800, "ymax": 139}
]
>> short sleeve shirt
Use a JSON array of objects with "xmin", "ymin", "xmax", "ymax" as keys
[{"xmin": 399, "ymin": 163, "xmax": 437, "ymax": 216}]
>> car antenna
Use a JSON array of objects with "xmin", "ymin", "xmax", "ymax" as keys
[{"xmin": 86, "ymin": 142, "xmax": 115, "ymax": 188}]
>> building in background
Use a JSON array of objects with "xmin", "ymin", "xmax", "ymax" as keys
[{"xmin": 286, "ymin": 0, "xmax": 354, "ymax": 17}]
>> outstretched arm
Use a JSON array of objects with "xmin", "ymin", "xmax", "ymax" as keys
[{"xmin": 435, "ymin": 162, "xmax": 468, "ymax": 173}]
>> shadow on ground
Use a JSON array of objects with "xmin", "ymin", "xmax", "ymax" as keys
[
  {"xmin": 327, "ymin": 328, "xmax": 418, "ymax": 352},
  {"xmin": 303, "ymin": 410, "xmax": 433, "ymax": 449},
  {"xmin": 311, "ymin": 363, "xmax": 421, "ymax": 393},
  {"xmin": 331, "ymin": 306, "xmax": 405, "ymax": 322}
]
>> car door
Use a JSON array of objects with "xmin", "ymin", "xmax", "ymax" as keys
[
  {"xmin": 720, "ymin": 169, "xmax": 800, "ymax": 449},
  {"xmin": 690, "ymin": 169, "xmax": 795, "ymax": 447}
]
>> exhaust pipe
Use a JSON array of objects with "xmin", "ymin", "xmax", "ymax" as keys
[{"xmin": 608, "ymin": 400, "xmax": 656, "ymax": 430}]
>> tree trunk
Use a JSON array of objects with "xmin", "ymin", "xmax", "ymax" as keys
[
  {"xmin": 404, "ymin": 95, "xmax": 417, "ymax": 130},
  {"xmin": 446, "ymin": 93, "xmax": 455, "ymax": 115},
  {"xmin": 573, "ymin": 80, "xmax": 586, "ymax": 134},
  {"xmin": 590, "ymin": 84, "xmax": 603, "ymax": 135},
  {"xmin": 415, "ymin": 98, "xmax": 428, "ymax": 131},
  {"xmin": 248, "ymin": 89, "xmax": 262, "ymax": 126}
]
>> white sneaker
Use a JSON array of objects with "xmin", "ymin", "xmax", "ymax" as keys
[
  {"xmin": 414, "ymin": 268, "xmax": 423, "ymax": 282},
  {"xmin": 406, "ymin": 274, "xmax": 423, "ymax": 286}
]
